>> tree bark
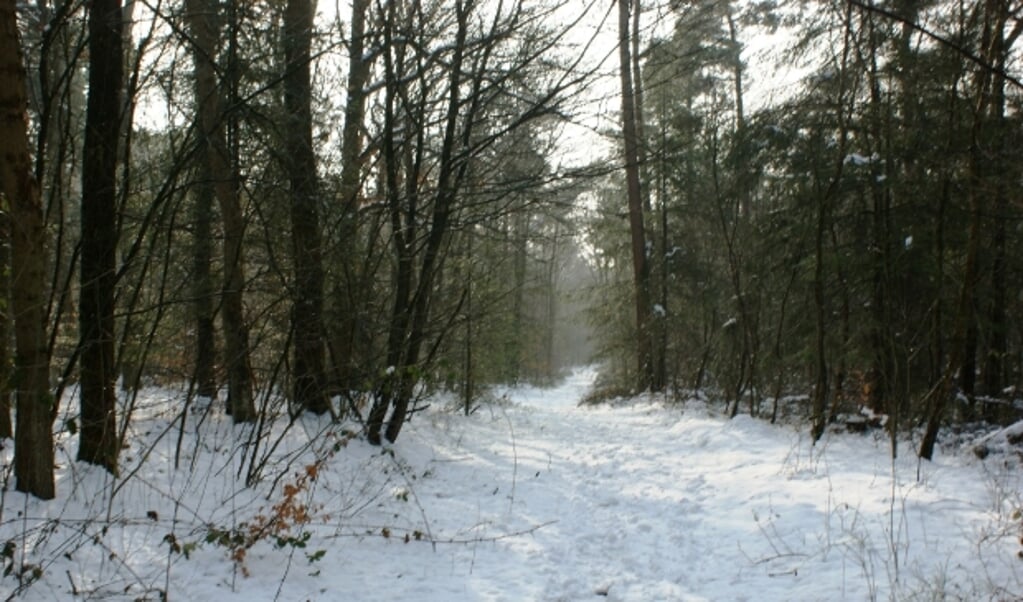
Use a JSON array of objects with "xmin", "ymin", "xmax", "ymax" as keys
[
  {"xmin": 1, "ymin": 0, "xmax": 56, "ymax": 498},
  {"xmin": 283, "ymin": 0, "xmax": 329, "ymax": 414},
  {"xmin": 78, "ymin": 0, "xmax": 122, "ymax": 473},
  {"xmin": 618, "ymin": 0, "xmax": 653, "ymax": 392}
]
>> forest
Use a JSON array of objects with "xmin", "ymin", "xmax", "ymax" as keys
[
  {"xmin": 0, "ymin": 0, "xmax": 1018, "ymax": 493},
  {"xmin": 0, "ymin": 0, "xmax": 1022, "ymax": 598}
]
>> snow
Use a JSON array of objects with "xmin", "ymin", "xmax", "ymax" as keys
[
  {"xmin": 2, "ymin": 368, "xmax": 1021, "ymax": 600},
  {"xmin": 843, "ymin": 152, "xmax": 879, "ymax": 166}
]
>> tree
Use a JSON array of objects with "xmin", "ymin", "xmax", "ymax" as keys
[
  {"xmin": 331, "ymin": 0, "xmax": 371, "ymax": 393},
  {"xmin": 192, "ymin": 133, "xmax": 218, "ymax": 400},
  {"xmin": 186, "ymin": 0, "xmax": 255, "ymax": 422},
  {"xmin": 1, "ymin": 0, "xmax": 56, "ymax": 498},
  {"xmin": 618, "ymin": 0, "xmax": 654, "ymax": 392},
  {"xmin": 364, "ymin": 0, "xmax": 579, "ymax": 443},
  {"xmin": 919, "ymin": 0, "xmax": 1018, "ymax": 459},
  {"xmin": 78, "ymin": 0, "xmax": 123, "ymax": 473},
  {"xmin": 0, "ymin": 203, "xmax": 10, "ymax": 439},
  {"xmin": 283, "ymin": 0, "xmax": 329, "ymax": 414}
]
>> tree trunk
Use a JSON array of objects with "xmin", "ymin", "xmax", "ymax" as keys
[
  {"xmin": 809, "ymin": 176, "xmax": 829, "ymax": 443},
  {"xmin": 78, "ymin": 0, "xmax": 122, "ymax": 474},
  {"xmin": 463, "ymin": 231, "xmax": 474, "ymax": 414},
  {"xmin": 984, "ymin": 191, "xmax": 1007, "ymax": 399},
  {"xmin": 983, "ymin": 11, "xmax": 1009, "ymax": 399},
  {"xmin": 631, "ymin": 0, "xmax": 666, "ymax": 393},
  {"xmin": 384, "ymin": 0, "xmax": 475, "ymax": 445},
  {"xmin": 618, "ymin": 0, "xmax": 653, "ymax": 392},
  {"xmin": 193, "ymin": 150, "xmax": 218, "ymax": 399},
  {"xmin": 186, "ymin": 0, "xmax": 255, "ymax": 422},
  {"xmin": 333, "ymin": 0, "xmax": 371, "ymax": 391},
  {"xmin": 919, "ymin": 2, "xmax": 999, "ymax": 460},
  {"xmin": 0, "ymin": 203, "xmax": 10, "ymax": 439},
  {"xmin": 366, "ymin": 0, "xmax": 414, "ymax": 444},
  {"xmin": 510, "ymin": 208, "xmax": 528, "ymax": 381},
  {"xmin": 1, "ymin": 0, "xmax": 56, "ymax": 498},
  {"xmin": 811, "ymin": 3, "xmax": 854, "ymax": 443},
  {"xmin": 284, "ymin": 0, "xmax": 329, "ymax": 415}
]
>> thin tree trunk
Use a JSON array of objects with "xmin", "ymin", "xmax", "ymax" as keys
[
  {"xmin": 284, "ymin": 0, "xmax": 329, "ymax": 414},
  {"xmin": 384, "ymin": 0, "xmax": 476, "ymax": 444},
  {"xmin": 862, "ymin": 11, "xmax": 898, "ymax": 428},
  {"xmin": 811, "ymin": 3, "xmax": 854, "ymax": 443},
  {"xmin": 334, "ymin": 0, "xmax": 370, "ymax": 392},
  {"xmin": 510, "ymin": 208, "xmax": 528, "ymax": 381},
  {"xmin": 920, "ymin": 2, "xmax": 997, "ymax": 460},
  {"xmin": 656, "ymin": 96, "xmax": 669, "ymax": 395},
  {"xmin": 366, "ymin": 0, "xmax": 414, "ymax": 444},
  {"xmin": 192, "ymin": 150, "xmax": 218, "ymax": 399},
  {"xmin": 983, "ymin": 12, "xmax": 1009, "ymax": 399},
  {"xmin": 78, "ymin": 0, "xmax": 122, "ymax": 473},
  {"xmin": 631, "ymin": 0, "xmax": 666, "ymax": 393},
  {"xmin": 2, "ymin": 0, "xmax": 56, "ymax": 498},
  {"xmin": 34, "ymin": 1, "xmax": 79, "ymax": 377},
  {"xmin": 618, "ymin": 0, "xmax": 653, "ymax": 392},
  {"xmin": 186, "ymin": 0, "xmax": 255, "ymax": 422},
  {"xmin": 463, "ymin": 231, "xmax": 474, "ymax": 414},
  {"xmin": 726, "ymin": 9, "xmax": 745, "ymax": 131},
  {"xmin": 631, "ymin": 0, "xmax": 650, "ymax": 216},
  {"xmin": 0, "ymin": 204, "xmax": 10, "ymax": 439},
  {"xmin": 809, "ymin": 178, "xmax": 829, "ymax": 443}
]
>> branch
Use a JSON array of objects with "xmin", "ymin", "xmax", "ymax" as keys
[{"xmin": 846, "ymin": 0, "xmax": 1023, "ymax": 91}]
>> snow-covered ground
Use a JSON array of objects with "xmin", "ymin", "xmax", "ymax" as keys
[{"xmin": 2, "ymin": 367, "xmax": 1021, "ymax": 600}]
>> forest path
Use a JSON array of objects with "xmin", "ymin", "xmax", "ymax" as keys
[{"xmin": 387, "ymin": 367, "xmax": 845, "ymax": 601}]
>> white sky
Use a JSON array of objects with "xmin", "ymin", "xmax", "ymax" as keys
[{"xmin": 132, "ymin": 0, "xmax": 801, "ymax": 167}]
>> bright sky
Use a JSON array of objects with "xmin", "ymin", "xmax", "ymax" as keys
[{"xmin": 132, "ymin": 0, "xmax": 801, "ymax": 168}]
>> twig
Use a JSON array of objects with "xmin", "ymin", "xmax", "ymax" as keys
[
  {"xmin": 846, "ymin": 0, "xmax": 1023, "ymax": 91},
  {"xmin": 273, "ymin": 542, "xmax": 297, "ymax": 602},
  {"xmin": 502, "ymin": 407, "xmax": 518, "ymax": 514},
  {"xmin": 326, "ymin": 520, "xmax": 557, "ymax": 545},
  {"xmin": 421, "ymin": 520, "xmax": 558, "ymax": 544},
  {"xmin": 383, "ymin": 449, "xmax": 437, "ymax": 551},
  {"xmin": 65, "ymin": 570, "xmax": 78, "ymax": 596}
]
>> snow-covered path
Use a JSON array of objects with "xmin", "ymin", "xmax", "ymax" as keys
[
  {"xmin": 303, "ymin": 368, "xmax": 1017, "ymax": 601},
  {"xmin": 5, "ymin": 368, "xmax": 1021, "ymax": 601}
]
